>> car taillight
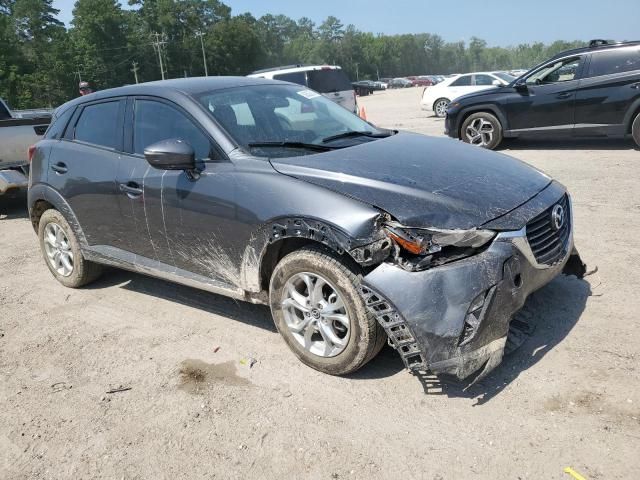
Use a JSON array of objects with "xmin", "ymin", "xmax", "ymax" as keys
[{"xmin": 28, "ymin": 145, "xmax": 36, "ymax": 162}]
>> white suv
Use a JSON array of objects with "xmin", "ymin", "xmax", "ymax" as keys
[
  {"xmin": 421, "ymin": 72, "xmax": 515, "ymax": 117},
  {"xmin": 248, "ymin": 65, "xmax": 357, "ymax": 113}
]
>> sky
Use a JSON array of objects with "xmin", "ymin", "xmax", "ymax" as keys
[{"xmin": 52, "ymin": 0, "xmax": 640, "ymax": 47}]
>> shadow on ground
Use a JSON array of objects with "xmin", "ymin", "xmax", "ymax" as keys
[
  {"xmin": 412, "ymin": 275, "xmax": 592, "ymax": 404},
  {"xmin": 88, "ymin": 268, "xmax": 276, "ymax": 333},
  {"xmin": 501, "ymin": 137, "xmax": 637, "ymax": 151},
  {"xmin": 0, "ymin": 189, "xmax": 29, "ymax": 220},
  {"xmin": 85, "ymin": 266, "xmax": 591, "ymax": 396}
]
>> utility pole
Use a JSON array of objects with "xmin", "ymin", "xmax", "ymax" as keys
[
  {"xmin": 196, "ymin": 31, "xmax": 208, "ymax": 76},
  {"xmin": 151, "ymin": 32, "xmax": 167, "ymax": 80},
  {"xmin": 355, "ymin": 62, "xmax": 359, "ymax": 81},
  {"xmin": 131, "ymin": 61, "xmax": 139, "ymax": 84},
  {"xmin": 75, "ymin": 67, "xmax": 83, "ymax": 83}
]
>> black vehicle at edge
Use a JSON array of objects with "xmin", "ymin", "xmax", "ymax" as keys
[
  {"xmin": 29, "ymin": 77, "xmax": 585, "ymax": 383},
  {"xmin": 445, "ymin": 40, "xmax": 640, "ymax": 149}
]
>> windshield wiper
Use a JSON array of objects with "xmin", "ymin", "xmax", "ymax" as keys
[
  {"xmin": 321, "ymin": 130, "xmax": 393, "ymax": 143},
  {"xmin": 248, "ymin": 141, "xmax": 338, "ymax": 152}
]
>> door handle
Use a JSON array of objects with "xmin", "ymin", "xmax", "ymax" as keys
[
  {"xmin": 556, "ymin": 92, "xmax": 573, "ymax": 99},
  {"xmin": 119, "ymin": 182, "xmax": 143, "ymax": 198},
  {"xmin": 631, "ymin": 82, "xmax": 640, "ymax": 90},
  {"xmin": 50, "ymin": 162, "xmax": 68, "ymax": 174}
]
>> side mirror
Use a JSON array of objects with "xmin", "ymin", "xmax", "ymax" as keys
[
  {"xmin": 492, "ymin": 79, "xmax": 502, "ymax": 86},
  {"xmin": 144, "ymin": 139, "xmax": 196, "ymax": 171},
  {"xmin": 514, "ymin": 80, "xmax": 528, "ymax": 92}
]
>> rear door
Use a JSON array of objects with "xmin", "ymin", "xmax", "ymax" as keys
[
  {"xmin": 47, "ymin": 99, "xmax": 125, "ymax": 247},
  {"xmin": 447, "ymin": 74, "xmax": 475, "ymax": 100},
  {"xmin": 574, "ymin": 46, "xmax": 640, "ymax": 136},
  {"xmin": 505, "ymin": 55, "xmax": 585, "ymax": 134}
]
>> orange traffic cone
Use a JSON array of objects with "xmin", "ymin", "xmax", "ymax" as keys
[{"xmin": 359, "ymin": 106, "xmax": 367, "ymax": 121}]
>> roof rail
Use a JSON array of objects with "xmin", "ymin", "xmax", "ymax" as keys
[{"xmin": 251, "ymin": 64, "xmax": 311, "ymax": 74}]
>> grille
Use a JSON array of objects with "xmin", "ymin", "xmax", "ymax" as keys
[{"xmin": 525, "ymin": 195, "xmax": 571, "ymax": 266}]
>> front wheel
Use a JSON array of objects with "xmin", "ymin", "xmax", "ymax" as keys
[
  {"xmin": 460, "ymin": 112, "xmax": 503, "ymax": 150},
  {"xmin": 269, "ymin": 246, "xmax": 386, "ymax": 375},
  {"xmin": 433, "ymin": 98, "xmax": 450, "ymax": 118},
  {"xmin": 632, "ymin": 113, "xmax": 640, "ymax": 148}
]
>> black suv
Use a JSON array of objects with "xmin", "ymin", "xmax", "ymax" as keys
[
  {"xmin": 445, "ymin": 40, "xmax": 640, "ymax": 149},
  {"xmin": 28, "ymin": 77, "xmax": 583, "ymax": 382}
]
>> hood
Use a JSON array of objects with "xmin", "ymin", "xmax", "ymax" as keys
[{"xmin": 269, "ymin": 132, "xmax": 551, "ymax": 230}]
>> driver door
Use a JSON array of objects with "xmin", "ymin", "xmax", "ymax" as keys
[{"xmin": 506, "ymin": 55, "xmax": 586, "ymax": 134}]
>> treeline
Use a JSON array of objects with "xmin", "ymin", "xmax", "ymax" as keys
[{"xmin": 0, "ymin": 0, "xmax": 586, "ymax": 109}]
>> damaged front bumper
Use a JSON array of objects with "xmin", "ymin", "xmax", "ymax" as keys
[{"xmin": 361, "ymin": 209, "xmax": 580, "ymax": 383}]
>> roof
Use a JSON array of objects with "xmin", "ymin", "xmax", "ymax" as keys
[
  {"xmin": 54, "ymin": 76, "xmax": 283, "ymax": 113},
  {"xmin": 248, "ymin": 65, "xmax": 342, "ymax": 77},
  {"xmin": 550, "ymin": 39, "xmax": 640, "ymax": 60}
]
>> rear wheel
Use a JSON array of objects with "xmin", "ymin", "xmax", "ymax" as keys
[
  {"xmin": 433, "ymin": 98, "xmax": 450, "ymax": 118},
  {"xmin": 632, "ymin": 113, "xmax": 640, "ymax": 148},
  {"xmin": 269, "ymin": 246, "xmax": 385, "ymax": 375},
  {"xmin": 38, "ymin": 209, "xmax": 102, "ymax": 288},
  {"xmin": 460, "ymin": 112, "xmax": 503, "ymax": 150}
]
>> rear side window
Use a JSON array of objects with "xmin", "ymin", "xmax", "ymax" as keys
[
  {"xmin": 307, "ymin": 69, "xmax": 352, "ymax": 93},
  {"xmin": 133, "ymin": 100, "xmax": 211, "ymax": 160},
  {"xmin": 451, "ymin": 75, "xmax": 472, "ymax": 86},
  {"xmin": 273, "ymin": 72, "xmax": 308, "ymax": 86},
  {"xmin": 44, "ymin": 107, "xmax": 74, "ymax": 140},
  {"xmin": 588, "ymin": 48, "xmax": 640, "ymax": 77},
  {"xmin": 0, "ymin": 101, "xmax": 10, "ymax": 120},
  {"xmin": 74, "ymin": 101, "xmax": 121, "ymax": 149},
  {"xmin": 473, "ymin": 74, "xmax": 495, "ymax": 86}
]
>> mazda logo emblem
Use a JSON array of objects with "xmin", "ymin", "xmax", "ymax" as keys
[{"xmin": 551, "ymin": 204, "xmax": 565, "ymax": 231}]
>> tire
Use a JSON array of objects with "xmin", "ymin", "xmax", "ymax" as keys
[
  {"xmin": 38, "ymin": 209, "xmax": 102, "ymax": 288},
  {"xmin": 632, "ymin": 112, "xmax": 640, "ymax": 148},
  {"xmin": 460, "ymin": 112, "xmax": 503, "ymax": 150},
  {"xmin": 433, "ymin": 98, "xmax": 450, "ymax": 118},
  {"xmin": 269, "ymin": 245, "xmax": 386, "ymax": 375}
]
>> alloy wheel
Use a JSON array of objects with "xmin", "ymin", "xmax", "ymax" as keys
[
  {"xmin": 43, "ymin": 222, "xmax": 74, "ymax": 277},
  {"xmin": 281, "ymin": 272, "xmax": 351, "ymax": 358},
  {"xmin": 465, "ymin": 117, "xmax": 495, "ymax": 147},
  {"xmin": 435, "ymin": 100, "xmax": 449, "ymax": 117}
]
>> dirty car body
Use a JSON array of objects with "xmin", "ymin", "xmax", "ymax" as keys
[{"xmin": 28, "ymin": 77, "xmax": 584, "ymax": 381}]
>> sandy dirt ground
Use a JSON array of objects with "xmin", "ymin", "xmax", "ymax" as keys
[{"xmin": 1, "ymin": 87, "xmax": 639, "ymax": 480}]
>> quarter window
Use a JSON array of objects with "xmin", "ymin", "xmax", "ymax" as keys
[
  {"xmin": 45, "ymin": 107, "xmax": 74, "ymax": 140},
  {"xmin": 451, "ymin": 75, "xmax": 472, "ymax": 87},
  {"xmin": 587, "ymin": 48, "xmax": 640, "ymax": 77},
  {"xmin": 133, "ymin": 100, "xmax": 211, "ymax": 159},
  {"xmin": 74, "ymin": 101, "xmax": 121, "ymax": 149}
]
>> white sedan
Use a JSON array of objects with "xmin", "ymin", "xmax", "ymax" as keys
[{"xmin": 421, "ymin": 72, "xmax": 515, "ymax": 117}]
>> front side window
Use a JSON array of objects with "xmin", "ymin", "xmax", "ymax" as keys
[
  {"xmin": 526, "ymin": 57, "xmax": 582, "ymax": 85},
  {"xmin": 451, "ymin": 75, "xmax": 472, "ymax": 87},
  {"xmin": 133, "ymin": 100, "xmax": 211, "ymax": 159},
  {"xmin": 197, "ymin": 84, "xmax": 387, "ymax": 158},
  {"xmin": 74, "ymin": 101, "xmax": 121, "ymax": 149},
  {"xmin": 587, "ymin": 48, "xmax": 640, "ymax": 77}
]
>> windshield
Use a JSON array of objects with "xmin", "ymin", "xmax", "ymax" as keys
[
  {"xmin": 196, "ymin": 84, "xmax": 383, "ymax": 158},
  {"xmin": 493, "ymin": 72, "xmax": 516, "ymax": 83}
]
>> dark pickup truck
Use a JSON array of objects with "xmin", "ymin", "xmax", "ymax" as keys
[{"xmin": 0, "ymin": 98, "xmax": 51, "ymax": 196}]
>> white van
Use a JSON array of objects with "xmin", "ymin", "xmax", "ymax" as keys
[{"xmin": 248, "ymin": 65, "xmax": 357, "ymax": 113}]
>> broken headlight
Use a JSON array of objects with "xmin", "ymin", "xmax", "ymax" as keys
[{"xmin": 384, "ymin": 222, "xmax": 496, "ymax": 271}]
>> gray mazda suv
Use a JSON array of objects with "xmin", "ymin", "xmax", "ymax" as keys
[{"xmin": 28, "ymin": 77, "xmax": 585, "ymax": 382}]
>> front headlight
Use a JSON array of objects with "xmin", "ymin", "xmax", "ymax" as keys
[{"xmin": 384, "ymin": 222, "xmax": 496, "ymax": 270}]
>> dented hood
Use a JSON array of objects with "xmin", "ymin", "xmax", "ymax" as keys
[{"xmin": 269, "ymin": 132, "xmax": 551, "ymax": 229}]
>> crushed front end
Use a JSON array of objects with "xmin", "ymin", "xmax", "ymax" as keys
[{"xmin": 360, "ymin": 184, "xmax": 583, "ymax": 383}]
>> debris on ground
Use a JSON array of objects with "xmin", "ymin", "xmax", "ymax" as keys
[{"xmin": 106, "ymin": 386, "xmax": 132, "ymax": 394}]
